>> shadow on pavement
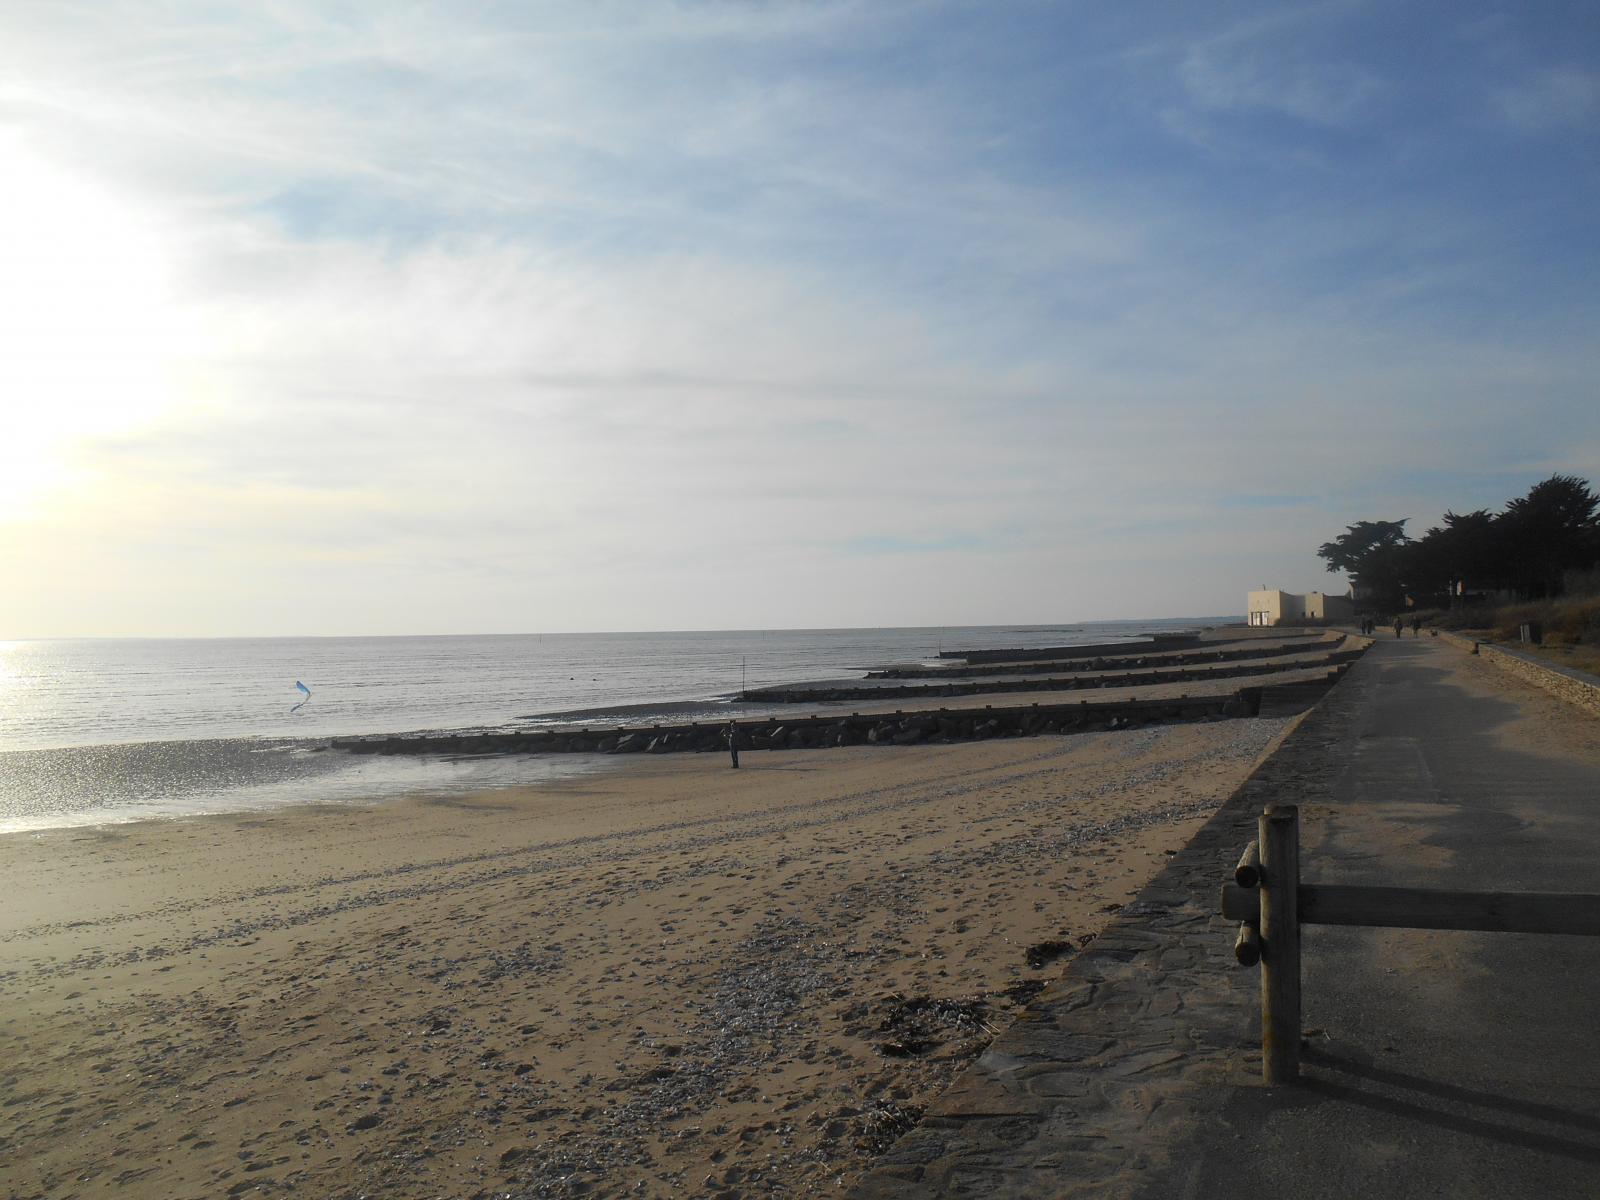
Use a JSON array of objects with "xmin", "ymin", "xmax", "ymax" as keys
[{"xmin": 1300, "ymin": 1072, "xmax": 1600, "ymax": 1164}]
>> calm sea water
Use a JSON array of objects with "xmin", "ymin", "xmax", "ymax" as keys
[{"xmin": 0, "ymin": 620, "xmax": 1231, "ymax": 832}]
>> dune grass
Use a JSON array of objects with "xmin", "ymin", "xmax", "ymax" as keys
[{"xmin": 1410, "ymin": 593, "xmax": 1600, "ymax": 675}]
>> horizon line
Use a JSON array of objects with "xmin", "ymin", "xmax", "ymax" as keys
[{"xmin": 1, "ymin": 615, "xmax": 1248, "ymax": 643}]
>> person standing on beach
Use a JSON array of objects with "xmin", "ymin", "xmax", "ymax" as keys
[
  {"xmin": 1393, "ymin": 617, "xmax": 1404, "ymax": 638},
  {"xmin": 726, "ymin": 720, "xmax": 740, "ymax": 769}
]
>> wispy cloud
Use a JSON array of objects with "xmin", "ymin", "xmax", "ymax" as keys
[
  {"xmin": 0, "ymin": 2, "xmax": 1596, "ymax": 635},
  {"xmin": 1492, "ymin": 66, "xmax": 1600, "ymax": 131},
  {"xmin": 1178, "ymin": 33, "xmax": 1383, "ymax": 128}
]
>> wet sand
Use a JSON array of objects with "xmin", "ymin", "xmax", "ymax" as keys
[{"xmin": 1, "ymin": 719, "xmax": 1296, "ymax": 1198}]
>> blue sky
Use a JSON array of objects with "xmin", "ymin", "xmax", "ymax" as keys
[{"xmin": 0, "ymin": 2, "xmax": 1596, "ymax": 635}]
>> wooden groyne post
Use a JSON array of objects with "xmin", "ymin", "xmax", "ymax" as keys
[{"xmin": 1222, "ymin": 805, "xmax": 1600, "ymax": 1085}]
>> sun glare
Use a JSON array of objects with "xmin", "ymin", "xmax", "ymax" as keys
[{"xmin": 0, "ymin": 139, "xmax": 190, "ymax": 517}]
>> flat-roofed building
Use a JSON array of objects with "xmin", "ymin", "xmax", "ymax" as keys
[{"xmin": 1247, "ymin": 588, "xmax": 1354, "ymax": 626}]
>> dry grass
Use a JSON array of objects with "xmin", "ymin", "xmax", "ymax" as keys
[
  {"xmin": 1521, "ymin": 642, "xmax": 1600, "ymax": 677},
  {"xmin": 1411, "ymin": 595, "xmax": 1600, "ymax": 653}
]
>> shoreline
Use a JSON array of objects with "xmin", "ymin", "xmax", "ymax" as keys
[
  {"xmin": 0, "ymin": 718, "xmax": 1297, "ymax": 1198},
  {"xmin": 1, "ymin": 629, "xmax": 1344, "ymax": 835},
  {"xmin": 1, "ymin": 622, "xmax": 1230, "ymax": 766},
  {"xmin": 0, "ymin": 737, "xmax": 621, "ymax": 837}
]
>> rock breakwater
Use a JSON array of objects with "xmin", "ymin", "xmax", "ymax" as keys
[
  {"xmin": 328, "ymin": 671, "xmax": 1351, "ymax": 761},
  {"xmin": 870, "ymin": 634, "xmax": 1346, "ymax": 679},
  {"xmin": 939, "ymin": 634, "xmax": 1206, "ymax": 663},
  {"xmin": 749, "ymin": 646, "xmax": 1362, "ymax": 704}
]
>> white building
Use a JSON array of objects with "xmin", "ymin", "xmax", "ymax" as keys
[{"xmin": 1246, "ymin": 588, "xmax": 1354, "ymax": 627}]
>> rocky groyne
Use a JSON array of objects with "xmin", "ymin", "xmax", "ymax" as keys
[
  {"xmin": 746, "ymin": 645, "xmax": 1363, "ymax": 705},
  {"xmin": 938, "ymin": 634, "xmax": 1206, "ymax": 663},
  {"xmin": 870, "ymin": 634, "xmax": 1346, "ymax": 679},
  {"xmin": 328, "ymin": 667, "xmax": 1352, "ymax": 760}
]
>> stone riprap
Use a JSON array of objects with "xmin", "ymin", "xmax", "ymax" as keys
[
  {"xmin": 330, "ymin": 629, "xmax": 1364, "ymax": 762},
  {"xmin": 939, "ymin": 635, "xmax": 1208, "ymax": 663},
  {"xmin": 869, "ymin": 634, "xmax": 1345, "ymax": 679},
  {"xmin": 745, "ymin": 645, "xmax": 1363, "ymax": 705},
  {"xmin": 327, "ymin": 668, "xmax": 1353, "ymax": 760},
  {"xmin": 333, "ymin": 695, "xmax": 1241, "ymax": 759}
]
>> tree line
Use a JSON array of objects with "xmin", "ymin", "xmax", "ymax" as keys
[{"xmin": 1316, "ymin": 475, "xmax": 1600, "ymax": 610}]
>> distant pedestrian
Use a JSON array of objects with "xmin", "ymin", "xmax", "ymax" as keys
[
  {"xmin": 1411, "ymin": 617, "xmax": 1421, "ymax": 637},
  {"xmin": 1393, "ymin": 617, "xmax": 1404, "ymax": 639},
  {"xmin": 726, "ymin": 720, "xmax": 740, "ymax": 769}
]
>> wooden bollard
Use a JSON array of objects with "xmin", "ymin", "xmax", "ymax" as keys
[{"xmin": 1260, "ymin": 805, "xmax": 1301, "ymax": 1085}]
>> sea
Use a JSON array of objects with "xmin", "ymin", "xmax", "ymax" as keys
[{"xmin": 0, "ymin": 620, "xmax": 1234, "ymax": 833}]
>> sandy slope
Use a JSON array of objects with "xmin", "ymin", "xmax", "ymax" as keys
[{"xmin": 0, "ymin": 718, "xmax": 1294, "ymax": 1199}]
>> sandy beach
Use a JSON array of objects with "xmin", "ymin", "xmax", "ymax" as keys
[{"xmin": 1, "ymin": 718, "xmax": 1296, "ymax": 1198}]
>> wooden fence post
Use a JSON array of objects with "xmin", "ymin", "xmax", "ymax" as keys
[
  {"xmin": 1223, "ymin": 805, "xmax": 1600, "ymax": 1083},
  {"xmin": 1259, "ymin": 804, "xmax": 1301, "ymax": 1084}
]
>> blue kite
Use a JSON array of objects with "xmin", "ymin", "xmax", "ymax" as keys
[{"xmin": 290, "ymin": 680, "xmax": 312, "ymax": 714}]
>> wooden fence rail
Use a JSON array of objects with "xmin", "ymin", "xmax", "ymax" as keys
[
  {"xmin": 1222, "ymin": 883, "xmax": 1600, "ymax": 935},
  {"xmin": 1220, "ymin": 804, "xmax": 1600, "ymax": 1084}
]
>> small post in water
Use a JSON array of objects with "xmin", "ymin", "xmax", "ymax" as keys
[{"xmin": 1259, "ymin": 804, "xmax": 1302, "ymax": 1085}]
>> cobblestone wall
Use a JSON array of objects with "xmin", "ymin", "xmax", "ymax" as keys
[{"xmin": 1437, "ymin": 631, "xmax": 1600, "ymax": 719}]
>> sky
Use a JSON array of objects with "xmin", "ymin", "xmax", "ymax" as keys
[{"xmin": 1, "ymin": 1, "xmax": 1597, "ymax": 637}]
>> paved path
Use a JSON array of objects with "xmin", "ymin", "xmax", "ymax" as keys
[{"xmin": 855, "ymin": 634, "xmax": 1600, "ymax": 1199}]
